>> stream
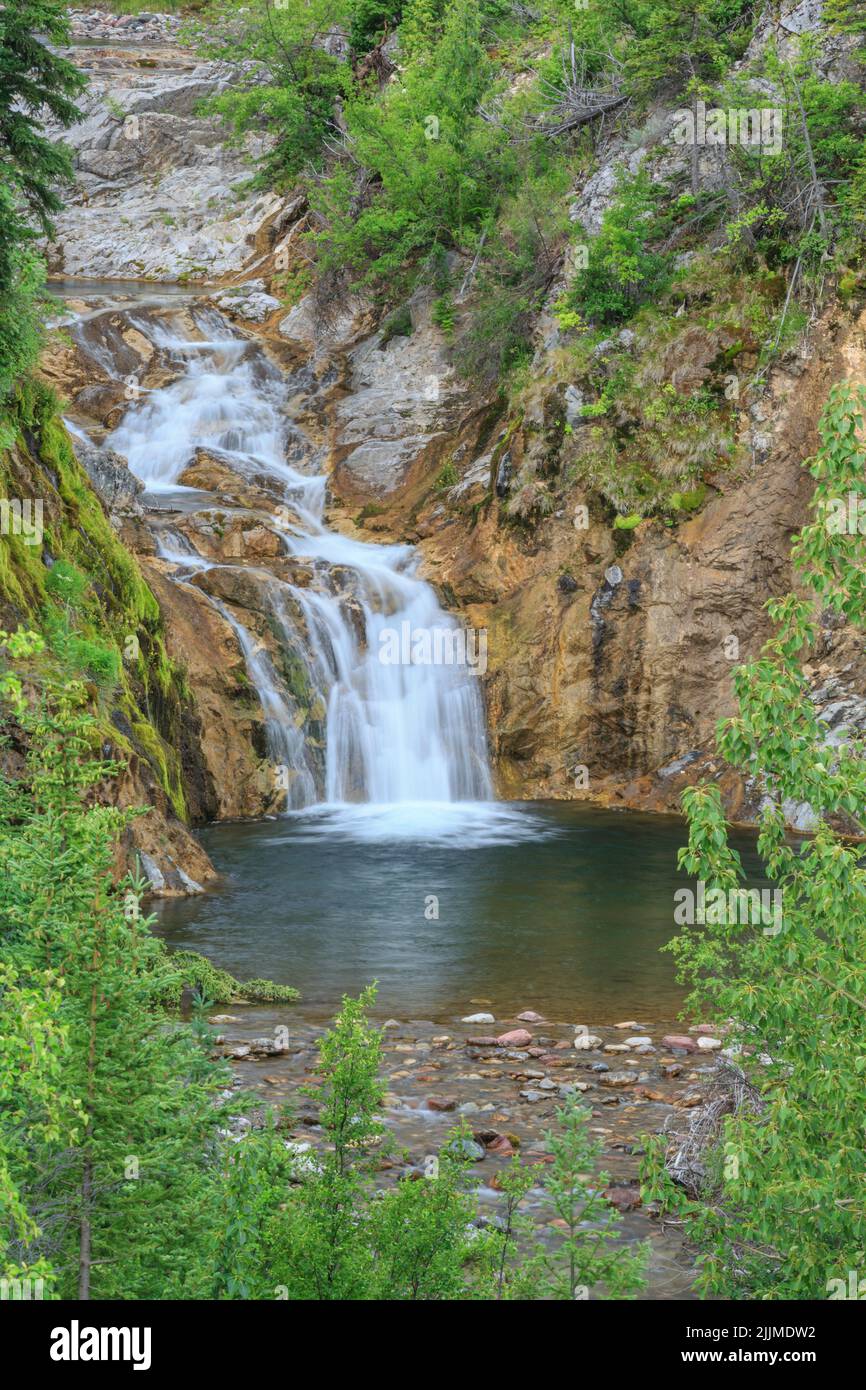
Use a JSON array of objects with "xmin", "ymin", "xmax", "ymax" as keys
[{"xmin": 61, "ymin": 278, "xmax": 768, "ymax": 1301}]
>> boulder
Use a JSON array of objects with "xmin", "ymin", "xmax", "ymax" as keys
[{"xmin": 73, "ymin": 440, "xmax": 144, "ymax": 512}]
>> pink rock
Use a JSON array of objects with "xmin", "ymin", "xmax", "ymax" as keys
[
  {"xmin": 661, "ymin": 1034, "xmax": 698, "ymax": 1052},
  {"xmin": 517, "ymin": 1011, "xmax": 544, "ymax": 1023},
  {"xmin": 496, "ymin": 1028, "xmax": 533, "ymax": 1046}
]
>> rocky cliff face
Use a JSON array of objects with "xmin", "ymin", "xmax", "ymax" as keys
[
  {"xmin": 46, "ymin": 10, "xmax": 281, "ymax": 282},
  {"xmin": 34, "ymin": 8, "xmax": 866, "ymax": 846}
]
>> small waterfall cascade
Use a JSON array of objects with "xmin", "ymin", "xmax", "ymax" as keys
[{"xmin": 103, "ymin": 306, "xmax": 493, "ymax": 812}]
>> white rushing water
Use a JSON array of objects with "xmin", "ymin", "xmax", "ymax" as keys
[{"xmin": 106, "ymin": 308, "xmax": 497, "ymax": 833}]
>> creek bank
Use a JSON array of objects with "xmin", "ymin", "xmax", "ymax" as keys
[{"xmin": 212, "ymin": 1003, "xmax": 719, "ymax": 1296}]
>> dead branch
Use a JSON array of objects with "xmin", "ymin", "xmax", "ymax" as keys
[{"xmin": 662, "ymin": 1057, "xmax": 765, "ymax": 1199}]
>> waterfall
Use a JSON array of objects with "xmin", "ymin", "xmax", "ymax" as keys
[{"xmin": 109, "ymin": 307, "xmax": 493, "ymax": 817}]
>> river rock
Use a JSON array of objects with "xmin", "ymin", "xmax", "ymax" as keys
[
  {"xmin": 212, "ymin": 282, "xmax": 282, "ymax": 323},
  {"xmin": 697, "ymin": 1036, "xmax": 722, "ymax": 1049},
  {"xmin": 485, "ymin": 1134, "xmax": 515, "ymax": 1156},
  {"xmin": 624, "ymin": 1036, "xmax": 653, "ymax": 1048},
  {"xmin": 573, "ymin": 1033, "xmax": 603, "ymax": 1051},
  {"xmin": 662, "ymin": 1034, "xmax": 698, "ymax": 1052},
  {"xmin": 603, "ymin": 1184, "xmax": 642, "ymax": 1212},
  {"xmin": 462, "ymin": 1012, "xmax": 495, "ymax": 1024},
  {"xmin": 517, "ymin": 1010, "xmax": 545, "ymax": 1023},
  {"xmin": 446, "ymin": 1136, "xmax": 485, "ymax": 1161},
  {"xmin": 496, "ymin": 1029, "xmax": 533, "ymax": 1046}
]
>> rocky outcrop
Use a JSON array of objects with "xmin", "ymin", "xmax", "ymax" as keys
[{"xmin": 46, "ymin": 18, "xmax": 281, "ymax": 281}]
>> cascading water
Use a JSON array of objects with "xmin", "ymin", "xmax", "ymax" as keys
[{"xmin": 104, "ymin": 306, "xmax": 497, "ymax": 830}]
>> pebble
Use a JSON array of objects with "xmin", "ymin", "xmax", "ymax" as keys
[
  {"xmin": 462, "ymin": 1012, "xmax": 495, "ymax": 1024},
  {"xmin": 623, "ymin": 1036, "xmax": 653, "ymax": 1048},
  {"xmin": 697, "ymin": 1036, "xmax": 722, "ymax": 1050},
  {"xmin": 496, "ymin": 1029, "xmax": 533, "ymax": 1046},
  {"xmin": 661, "ymin": 1034, "xmax": 698, "ymax": 1052},
  {"xmin": 447, "ymin": 1137, "xmax": 485, "ymax": 1162},
  {"xmin": 517, "ymin": 1010, "xmax": 545, "ymax": 1023},
  {"xmin": 573, "ymin": 1033, "xmax": 603, "ymax": 1051}
]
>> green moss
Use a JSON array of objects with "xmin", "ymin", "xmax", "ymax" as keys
[
  {"xmin": 670, "ymin": 485, "xmax": 708, "ymax": 513},
  {"xmin": 240, "ymin": 978, "xmax": 301, "ymax": 1003},
  {"xmin": 151, "ymin": 948, "xmax": 300, "ymax": 1007},
  {"xmin": 130, "ymin": 717, "xmax": 187, "ymax": 821},
  {"xmin": 380, "ymin": 305, "xmax": 413, "ymax": 346},
  {"xmin": 354, "ymin": 502, "xmax": 386, "ymax": 524},
  {"xmin": 1, "ymin": 380, "xmax": 193, "ymax": 822}
]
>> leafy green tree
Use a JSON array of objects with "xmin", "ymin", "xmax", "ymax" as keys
[
  {"xmin": 200, "ymin": 0, "xmax": 352, "ymax": 188},
  {"xmin": 314, "ymin": 0, "xmax": 507, "ymax": 294},
  {"xmin": 0, "ymin": 960, "xmax": 78, "ymax": 1297},
  {"xmin": 646, "ymin": 384, "xmax": 866, "ymax": 1298},
  {"xmin": 366, "ymin": 1131, "xmax": 493, "ymax": 1300}
]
